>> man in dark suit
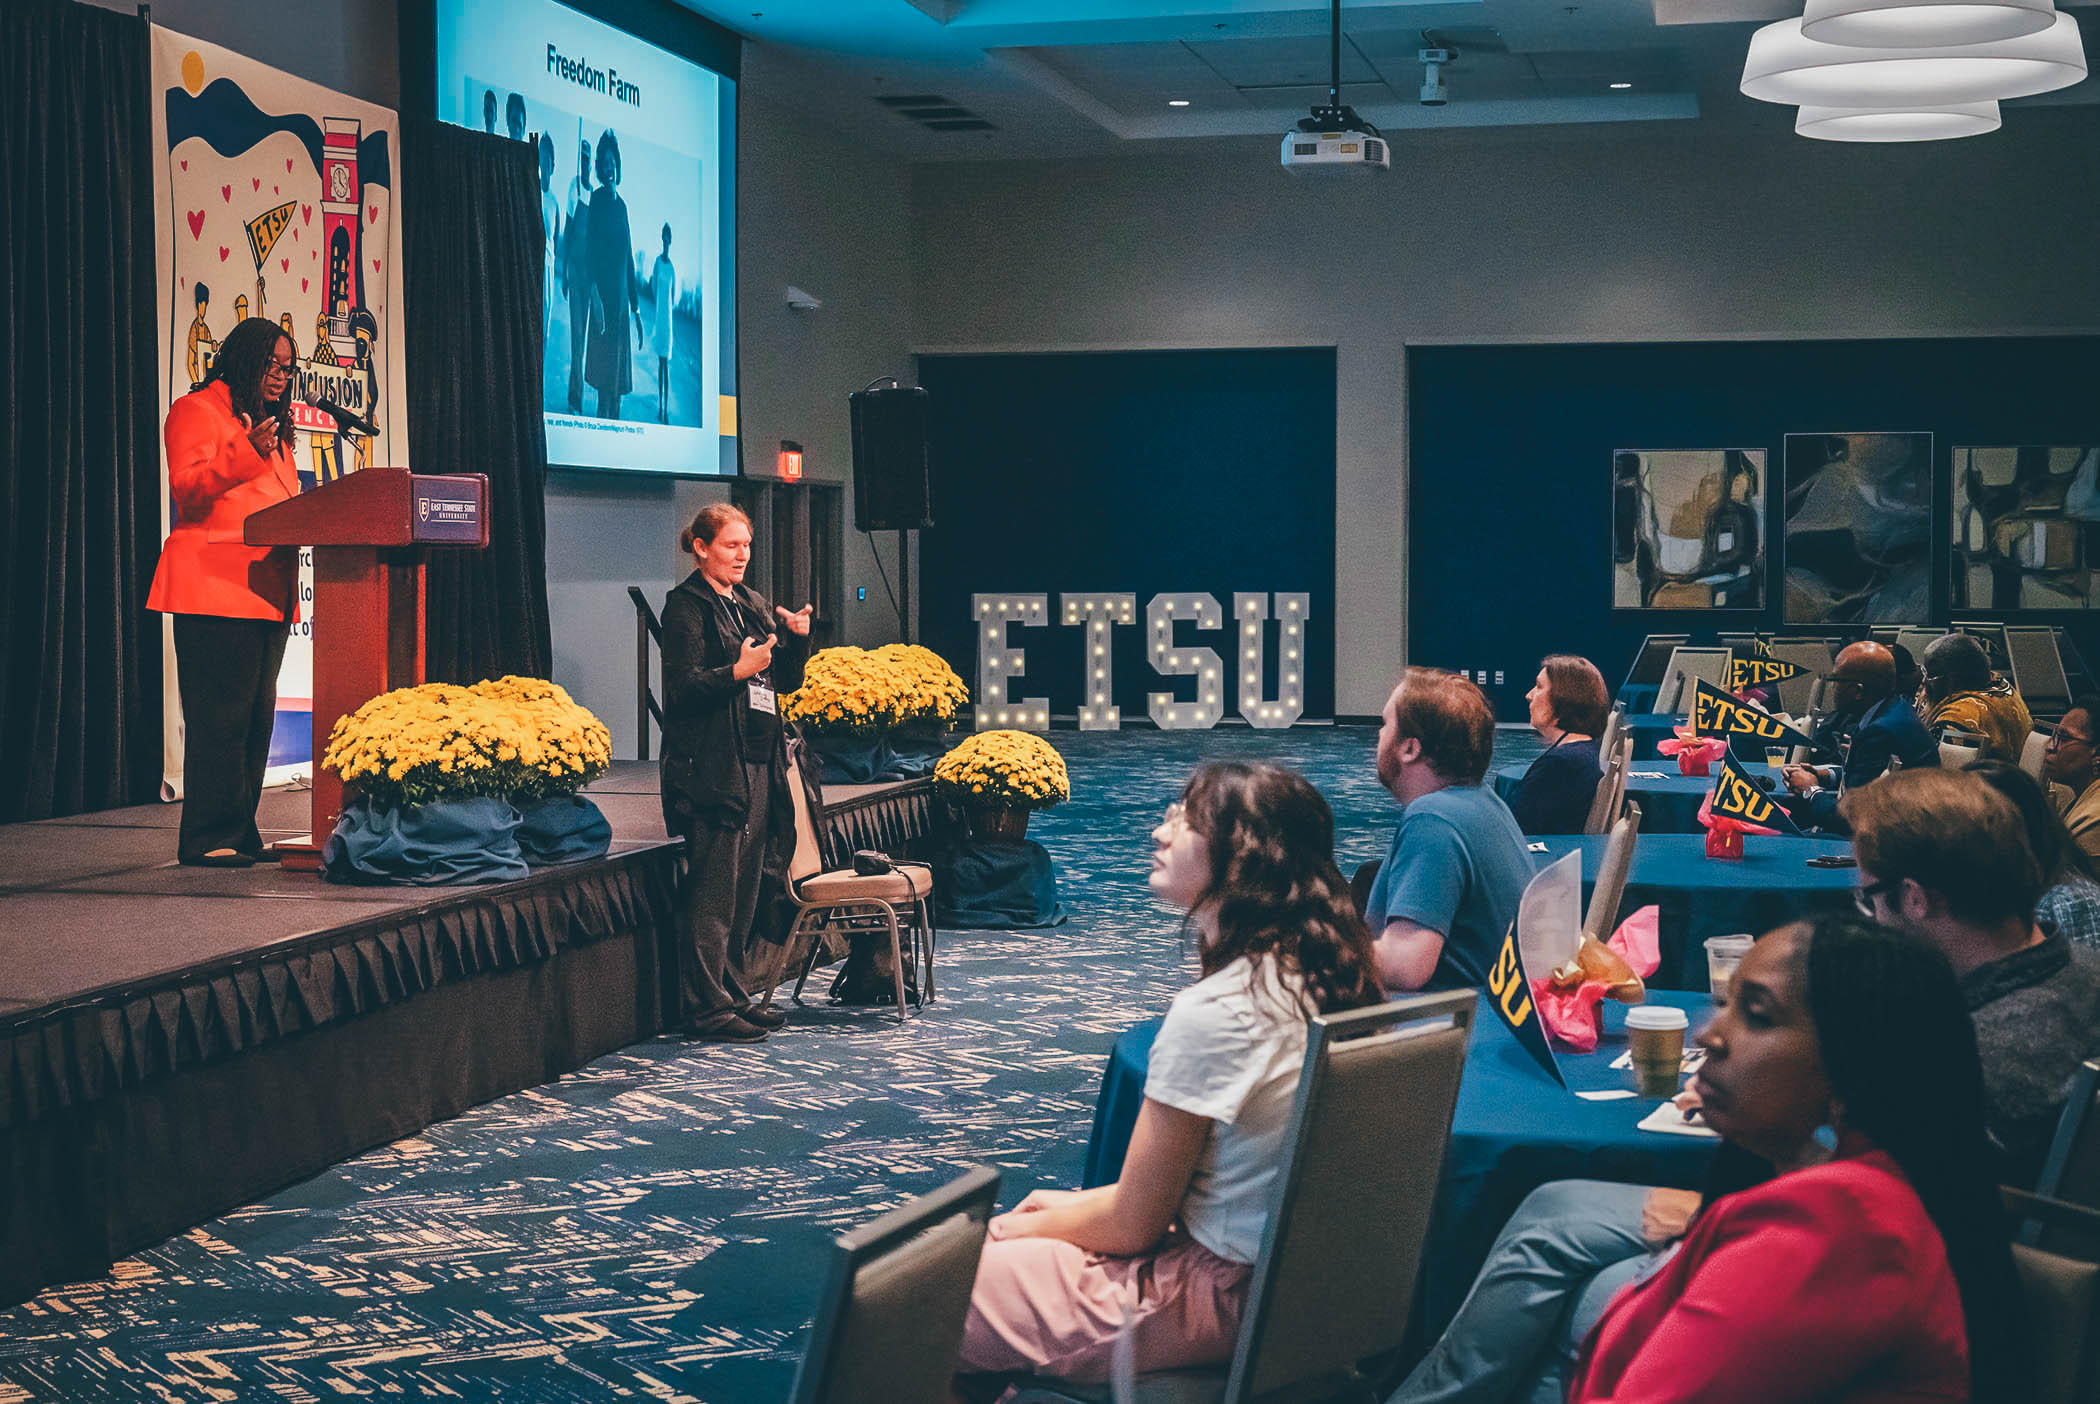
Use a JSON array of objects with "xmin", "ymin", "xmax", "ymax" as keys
[{"xmin": 1781, "ymin": 640, "xmax": 1937, "ymax": 832}]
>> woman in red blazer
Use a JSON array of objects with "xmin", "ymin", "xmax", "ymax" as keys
[
  {"xmin": 146, "ymin": 318, "xmax": 301, "ymax": 866},
  {"xmin": 1568, "ymin": 914, "xmax": 2028, "ymax": 1404}
]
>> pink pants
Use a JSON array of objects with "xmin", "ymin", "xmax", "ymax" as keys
[{"xmin": 957, "ymin": 1231, "xmax": 1251, "ymax": 1382}]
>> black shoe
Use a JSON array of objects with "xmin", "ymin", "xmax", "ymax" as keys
[
  {"xmin": 738, "ymin": 1003, "xmax": 787, "ymax": 1030},
  {"xmin": 186, "ymin": 849, "xmax": 257, "ymax": 868},
  {"xmin": 682, "ymin": 1014, "xmax": 769, "ymax": 1044}
]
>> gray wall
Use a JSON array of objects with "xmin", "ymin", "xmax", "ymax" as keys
[
  {"xmin": 908, "ymin": 112, "xmax": 2100, "ymax": 715},
  {"xmin": 93, "ymin": 0, "xmax": 917, "ymax": 754}
]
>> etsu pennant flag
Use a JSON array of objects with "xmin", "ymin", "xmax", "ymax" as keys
[
  {"xmin": 1690, "ymin": 677, "xmax": 1816, "ymax": 752},
  {"xmin": 1728, "ymin": 655, "xmax": 1806, "ymax": 692},
  {"xmin": 1488, "ymin": 862, "xmax": 1569, "ymax": 1087},
  {"xmin": 1709, "ymin": 750, "xmax": 1804, "ymax": 835}
]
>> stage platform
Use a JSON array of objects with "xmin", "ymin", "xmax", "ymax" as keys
[{"xmin": 0, "ymin": 764, "xmax": 938, "ymax": 1309}]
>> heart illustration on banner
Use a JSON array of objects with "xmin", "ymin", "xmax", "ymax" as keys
[
  {"xmin": 220, "ymin": 185, "xmax": 231, "ymax": 203},
  {"xmin": 367, "ymin": 205, "xmax": 378, "ymax": 226},
  {"xmin": 301, "ymin": 279, "xmax": 309, "ymax": 293},
  {"xmin": 302, "ymin": 205, "xmax": 312, "ymax": 224},
  {"xmin": 186, "ymin": 210, "xmax": 206, "ymax": 240},
  {"xmin": 251, "ymin": 177, "xmax": 260, "ymax": 191},
  {"xmin": 218, "ymin": 246, "xmax": 230, "ymax": 262},
  {"xmin": 372, "ymin": 259, "xmax": 382, "ymax": 274},
  {"xmin": 280, "ymin": 257, "xmax": 290, "ymax": 272},
  {"xmin": 291, "ymin": 228, "xmax": 299, "ymax": 242},
  {"xmin": 286, "ymin": 158, "xmax": 295, "ymax": 172},
  {"xmin": 273, "ymin": 186, "xmax": 279, "ymax": 195},
  {"xmin": 179, "ymin": 159, "xmax": 188, "ymax": 171}
]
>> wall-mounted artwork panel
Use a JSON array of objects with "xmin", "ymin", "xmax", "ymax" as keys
[
  {"xmin": 1612, "ymin": 449, "xmax": 1766, "ymax": 609},
  {"xmin": 1782, "ymin": 431, "xmax": 1934, "ymax": 625},
  {"xmin": 1952, "ymin": 446, "xmax": 2100, "ymax": 611}
]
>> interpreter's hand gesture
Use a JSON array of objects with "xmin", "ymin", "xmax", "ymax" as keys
[
  {"xmin": 241, "ymin": 413, "xmax": 279, "ymax": 459},
  {"xmin": 734, "ymin": 633, "xmax": 777, "ymax": 680},
  {"xmin": 776, "ymin": 603, "xmax": 814, "ymax": 637}
]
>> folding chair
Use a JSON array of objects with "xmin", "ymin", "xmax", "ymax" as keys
[
  {"xmin": 2024, "ymin": 728, "xmax": 2054, "ymax": 783},
  {"xmin": 1009, "ymin": 991, "xmax": 1476, "ymax": 1404},
  {"xmin": 1619, "ymin": 634, "xmax": 1688, "ymax": 706},
  {"xmin": 1583, "ymin": 803, "xmax": 1642, "ymax": 941},
  {"xmin": 2003, "ymin": 1187, "xmax": 2100, "ymax": 1404},
  {"xmin": 1597, "ymin": 707, "xmax": 1624, "ymax": 771},
  {"xmin": 770, "ymin": 758, "xmax": 938, "ymax": 1021},
  {"xmin": 2008, "ymin": 625, "xmax": 2075, "ymax": 724},
  {"xmin": 1767, "ymin": 637, "xmax": 1835, "ymax": 718},
  {"xmin": 1583, "ymin": 737, "xmax": 1633, "ymax": 836},
  {"xmin": 788, "ymin": 1165, "xmax": 1001, "ymax": 1404},
  {"xmin": 1654, "ymin": 647, "xmax": 1732, "ymax": 716}
]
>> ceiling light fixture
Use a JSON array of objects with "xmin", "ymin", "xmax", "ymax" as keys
[
  {"xmin": 1795, "ymin": 98, "xmax": 2002, "ymax": 138},
  {"xmin": 1801, "ymin": 0, "xmax": 2055, "ymax": 48},
  {"xmin": 1740, "ymin": 12, "xmax": 2085, "ymax": 105},
  {"xmin": 1609, "ymin": 81, "xmax": 1633, "ymax": 88},
  {"xmin": 1168, "ymin": 98, "xmax": 1191, "ymax": 106}
]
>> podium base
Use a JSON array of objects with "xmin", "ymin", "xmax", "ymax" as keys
[{"xmin": 269, "ymin": 836, "xmax": 324, "ymax": 872}]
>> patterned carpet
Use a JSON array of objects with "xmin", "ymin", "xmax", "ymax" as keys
[{"xmin": 0, "ymin": 724, "xmax": 1542, "ymax": 1403}]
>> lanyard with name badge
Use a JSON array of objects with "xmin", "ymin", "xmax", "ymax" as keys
[{"xmin": 720, "ymin": 592, "xmax": 777, "ymax": 715}]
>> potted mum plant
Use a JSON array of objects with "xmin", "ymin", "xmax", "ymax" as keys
[{"xmin": 933, "ymin": 729, "xmax": 1070, "ymax": 840}]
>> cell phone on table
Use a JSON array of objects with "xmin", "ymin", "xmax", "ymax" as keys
[{"xmin": 1804, "ymin": 854, "xmax": 1858, "ymax": 869}]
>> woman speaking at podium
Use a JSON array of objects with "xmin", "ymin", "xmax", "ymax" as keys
[{"xmin": 146, "ymin": 318, "xmax": 302, "ymax": 867}]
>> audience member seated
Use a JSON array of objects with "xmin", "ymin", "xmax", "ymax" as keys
[
  {"xmin": 1564, "ymin": 916, "xmax": 2027, "ymax": 1404},
  {"xmin": 1844, "ymin": 768, "xmax": 2100, "ymax": 1184},
  {"xmin": 1922, "ymin": 633, "xmax": 2033, "ymax": 762},
  {"xmin": 1780, "ymin": 641, "xmax": 1936, "ymax": 832},
  {"xmin": 1970, "ymin": 760, "xmax": 2100, "ymax": 952},
  {"xmin": 1364, "ymin": 668, "xmax": 1535, "ymax": 992},
  {"xmin": 2045, "ymin": 694, "xmax": 2100, "ymax": 861},
  {"xmin": 955, "ymin": 762, "xmax": 1383, "ymax": 1389},
  {"xmin": 1508, "ymin": 655, "xmax": 1609, "ymax": 835}
]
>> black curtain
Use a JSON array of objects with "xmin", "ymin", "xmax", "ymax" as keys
[
  {"xmin": 0, "ymin": 1, "xmax": 160, "ymax": 822},
  {"xmin": 402, "ymin": 119, "xmax": 552, "ymax": 685}
]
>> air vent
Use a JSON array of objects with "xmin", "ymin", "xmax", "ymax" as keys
[
  {"xmin": 874, "ymin": 94, "xmax": 998, "ymax": 132},
  {"xmin": 1365, "ymin": 139, "xmax": 1385, "ymax": 162}
]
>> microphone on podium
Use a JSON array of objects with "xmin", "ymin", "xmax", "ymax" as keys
[{"xmin": 310, "ymin": 395, "xmax": 381, "ymax": 438}]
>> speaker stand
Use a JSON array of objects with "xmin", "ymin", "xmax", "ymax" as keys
[{"xmin": 897, "ymin": 528, "xmax": 913, "ymax": 643}]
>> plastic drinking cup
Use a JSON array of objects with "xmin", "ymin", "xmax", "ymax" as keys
[{"xmin": 1706, "ymin": 934, "xmax": 1755, "ymax": 999}]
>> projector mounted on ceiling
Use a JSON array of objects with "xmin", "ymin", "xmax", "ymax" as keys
[{"xmin": 1281, "ymin": 0, "xmax": 1388, "ymax": 172}]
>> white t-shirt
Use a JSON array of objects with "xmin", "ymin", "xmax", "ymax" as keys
[{"xmin": 1143, "ymin": 956, "xmax": 1311, "ymax": 1265}]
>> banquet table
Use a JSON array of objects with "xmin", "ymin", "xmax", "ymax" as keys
[
  {"xmin": 1491, "ymin": 759, "xmax": 1722, "ymax": 836},
  {"xmin": 1081, "ymin": 991, "xmax": 1721, "ymax": 1350},
  {"xmin": 1531, "ymin": 832, "xmax": 1856, "ymax": 989},
  {"xmin": 1623, "ymin": 713, "xmax": 1692, "ymax": 760}
]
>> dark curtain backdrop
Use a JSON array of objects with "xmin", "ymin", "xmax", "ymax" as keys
[
  {"xmin": 401, "ymin": 119, "xmax": 552, "ymax": 685},
  {"xmin": 0, "ymin": 1, "xmax": 160, "ymax": 822}
]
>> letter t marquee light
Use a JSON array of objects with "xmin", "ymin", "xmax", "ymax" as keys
[
  {"xmin": 1061, "ymin": 593, "xmax": 1137, "ymax": 731},
  {"xmin": 1236, "ymin": 592, "xmax": 1308, "ymax": 729},
  {"xmin": 973, "ymin": 594, "xmax": 1050, "ymax": 731}
]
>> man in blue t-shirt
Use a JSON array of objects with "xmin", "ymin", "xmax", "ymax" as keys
[{"xmin": 1365, "ymin": 668, "xmax": 1537, "ymax": 992}]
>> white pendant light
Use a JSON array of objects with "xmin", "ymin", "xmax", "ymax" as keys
[
  {"xmin": 1741, "ymin": 12, "xmax": 2086, "ymax": 105},
  {"xmin": 1802, "ymin": 0, "xmax": 2055, "ymax": 48},
  {"xmin": 1795, "ymin": 99, "xmax": 2002, "ymax": 140}
]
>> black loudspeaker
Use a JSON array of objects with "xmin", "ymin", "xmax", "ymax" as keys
[{"xmin": 850, "ymin": 385, "xmax": 933, "ymax": 531}]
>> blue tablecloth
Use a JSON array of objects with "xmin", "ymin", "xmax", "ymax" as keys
[
  {"xmin": 1492, "ymin": 760, "xmax": 1719, "ymax": 836},
  {"xmin": 1082, "ymin": 991, "xmax": 1720, "ymax": 1348},
  {"xmin": 1532, "ymin": 833, "xmax": 1855, "ymax": 989}
]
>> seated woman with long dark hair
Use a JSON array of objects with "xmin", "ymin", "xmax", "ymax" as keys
[
  {"xmin": 1568, "ymin": 914, "xmax": 2027, "ymax": 1403},
  {"xmin": 956, "ymin": 762, "xmax": 1385, "ymax": 1385},
  {"xmin": 1508, "ymin": 656, "xmax": 1609, "ymax": 835}
]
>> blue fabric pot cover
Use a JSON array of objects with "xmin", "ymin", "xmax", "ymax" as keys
[
  {"xmin": 516, "ymin": 795, "xmax": 613, "ymax": 866},
  {"xmin": 809, "ymin": 734, "xmax": 899, "ymax": 784},
  {"xmin": 936, "ymin": 837, "xmax": 1067, "ymax": 929},
  {"xmin": 885, "ymin": 731, "xmax": 945, "ymax": 778},
  {"xmin": 322, "ymin": 795, "xmax": 529, "ymax": 886}
]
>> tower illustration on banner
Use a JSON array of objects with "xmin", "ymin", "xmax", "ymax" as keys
[{"xmin": 303, "ymin": 116, "xmax": 377, "ymax": 484}]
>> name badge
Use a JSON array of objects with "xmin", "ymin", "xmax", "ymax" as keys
[{"xmin": 748, "ymin": 681, "xmax": 777, "ymax": 715}]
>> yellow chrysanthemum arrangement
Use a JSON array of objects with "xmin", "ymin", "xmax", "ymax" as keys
[
  {"xmin": 783, "ymin": 645, "xmax": 969, "ymax": 738},
  {"xmin": 322, "ymin": 676, "xmax": 613, "ymax": 810},
  {"xmin": 934, "ymin": 730, "xmax": 1071, "ymax": 812}
]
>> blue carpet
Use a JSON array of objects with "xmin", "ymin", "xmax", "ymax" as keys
[{"xmin": 0, "ymin": 724, "xmax": 1543, "ymax": 1403}]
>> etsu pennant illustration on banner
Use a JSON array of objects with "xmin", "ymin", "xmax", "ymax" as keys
[
  {"xmin": 245, "ymin": 199, "xmax": 298, "ymax": 267},
  {"xmin": 1709, "ymin": 749, "xmax": 1804, "ymax": 835},
  {"xmin": 1727, "ymin": 653, "xmax": 1806, "ymax": 692},
  {"xmin": 1689, "ymin": 677, "xmax": 1816, "ymax": 752}
]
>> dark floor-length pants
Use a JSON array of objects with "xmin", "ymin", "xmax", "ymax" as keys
[
  {"xmin": 172, "ymin": 613, "xmax": 290, "ymax": 863},
  {"xmin": 675, "ymin": 759, "xmax": 773, "ymax": 1024}
]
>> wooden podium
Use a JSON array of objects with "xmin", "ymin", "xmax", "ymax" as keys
[{"xmin": 246, "ymin": 467, "xmax": 491, "ymax": 870}]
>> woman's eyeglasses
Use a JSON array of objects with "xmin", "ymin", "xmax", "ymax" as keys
[
  {"xmin": 1852, "ymin": 877, "xmax": 1900, "ymax": 918},
  {"xmin": 1162, "ymin": 801, "xmax": 1185, "ymax": 828}
]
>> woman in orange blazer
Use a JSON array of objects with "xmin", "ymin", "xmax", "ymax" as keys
[{"xmin": 146, "ymin": 318, "xmax": 302, "ymax": 866}]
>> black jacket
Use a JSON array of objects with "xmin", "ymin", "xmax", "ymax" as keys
[{"xmin": 659, "ymin": 571, "xmax": 808, "ymax": 867}]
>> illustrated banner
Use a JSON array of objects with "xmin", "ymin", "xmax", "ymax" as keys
[{"xmin": 151, "ymin": 28, "xmax": 410, "ymax": 795}]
